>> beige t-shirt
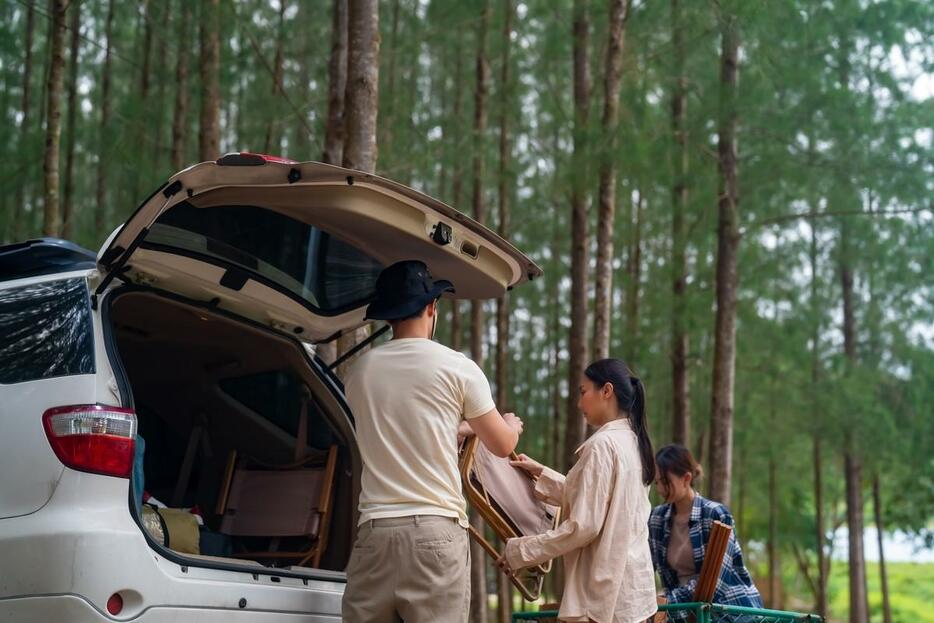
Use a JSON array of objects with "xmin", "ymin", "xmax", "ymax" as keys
[
  {"xmin": 668, "ymin": 512, "xmax": 697, "ymax": 585},
  {"xmin": 345, "ymin": 338, "xmax": 495, "ymax": 527}
]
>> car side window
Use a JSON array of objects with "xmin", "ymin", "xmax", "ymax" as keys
[{"xmin": 0, "ymin": 278, "xmax": 95, "ymax": 384}]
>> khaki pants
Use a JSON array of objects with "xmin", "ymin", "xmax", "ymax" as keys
[{"xmin": 342, "ymin": 515, "xmax": 471, "ymax": 623}]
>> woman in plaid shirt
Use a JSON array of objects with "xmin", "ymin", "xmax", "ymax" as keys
[{"xmin": 648, "ymin": 445, "xmax": 763, "ymax": 611}]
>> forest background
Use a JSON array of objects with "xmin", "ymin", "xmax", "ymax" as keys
[{"xmin": 1, "ymin": 1, "xmax": 932, "ymax": 622}]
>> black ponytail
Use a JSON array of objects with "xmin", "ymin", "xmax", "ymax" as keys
[{"xmin": 584, "ymin": 358, "xmax": 656, "ymax": 486}]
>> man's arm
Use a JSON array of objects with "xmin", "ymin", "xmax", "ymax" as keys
[{"xmin": 467, "ymin": 409, "xmax": 523, "ymax": 457}]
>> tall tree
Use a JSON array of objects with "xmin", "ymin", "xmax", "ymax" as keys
[
  {"xmin": 322, "ymin": 0, "xmax": 348, "ymax": 167},
  {"xmin": 449, "ymin": 35, "xmax": 466, "ymax": 353},
  {"xmin": 94, "ymin": 0, "xmax": 115, "ymax": 233},
  {"xmin": 669, "ymin": 0, "xmax": 690, "ymax": 446},
  {"xmin": 708, "ymin": 5, "xmax": 739, "ymax": 504},
  {"xmin": 563, "ymin": 0, "xmax": 592, "ymax": 472},
  {"xmin": 592, "ymin": 0, "xmax": 630, "ymax": 361},
  {"xmin": 470, "ymin": 5, "xmax": 493, "ymax": 620},
  {"xmin": 317, "ymin": 0, "xmax": 349, "ymax": 367},
  {"xmin": 41, "ymin": 0, "xmax": 70, "ymax": 237},
  {"xmin": 61, "ymin": 0, "xmax": 80, "ymax": 239},
  {"xmin": 336, "ymin": 0, "xmax": 380, "ymax": 376},
  {"xmin": 199, "ymin": 0, "xmax": 221, "ymax": 161},
  {"xmin": 873, "ymin": 475, "xmax": 893, "ymax": 623},
  {"xmin": 264, "ymin": 0, "xmax": 287, "ymax": 154},
  {"xmin": 14, "ymin": 0, "xmax": 36, "ymax": 240},
  {"xmin": 171, "ymin": 0, "xmax": 190, "ymax": 171}
]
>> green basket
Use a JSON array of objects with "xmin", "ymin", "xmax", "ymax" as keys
[{"xmin": 512, "ymin": 602, "xmax": 822, "ymax": 623}]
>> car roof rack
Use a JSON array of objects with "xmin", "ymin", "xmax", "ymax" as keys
[{"xmin": 0, "ymin": 238, "xmax": 97, "ymax": 283}]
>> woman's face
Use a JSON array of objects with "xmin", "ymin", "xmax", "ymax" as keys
[
  {"xmin": 577, "ymin": 377, "xmax": 613, "ymax": 426},
  {"xmin": 654, "ymin": 469, "xmax": 693, "ymax": 504}
]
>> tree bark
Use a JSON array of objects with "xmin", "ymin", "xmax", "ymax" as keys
[
  {"xmin": 873, "ymin": 476, "xmax": 893, "ymax": 623},
  {"xmin": 199, "ymin": 0, "xmax": 221, "ymax": 161},
  {"xmin": 670, "ymin": 0, "xmax": 690, "ymax": 446},
  {"xmin": 470, "ymin": 5, "xmax": 492, "ymax": 622},
  {"xmin": 94, "ymin": 0, "xmax": 115, "ymax": 234},
  {"xmin": 767, "ymin": 453, "xmax": 781, "ymax": 609},
  {"xmin": 592, "ymin": 0, "xmax": 630, "ymax": 361},
  {"xmin": 322, "ymin": 0, "xmax": 348, "ymax": 166},
  {"xmin": 624, "ymin": 189, "xmax": 643, "ymax": 359},
  {"xmin": 61, "ymin": 0, "xmax": 80, "ymax": 239},
  {"xmin": 316, "ymin": 0, "xmax": 349, "ymax": 367},
  {"xmin": 171, "ymin": 0, "xmax": 190, "ymax": 171},
  {"xmin": 450, "ymin": 36, "xmax": 466, "ymax": 353},
  {"xmin": 495, "ymin": 5, "xmax": 515, "ymax": 614},
  {"xmin": 264, "ymin": 0, "xmax": 287, "ymax": 154},
  {"xmin": 708, "ymin": 11, "xmax": 739, "ymax": 505},
  {"xmin": 844, "ymin": 450, "xmax": 868, "ymax": 623},
  {"xmin": 13, "ymin": 0, "xmax": 36, "ymax": 240},
  {"xmin": 809, "ymin": 182, "xmax": 829, "ymax": 620},
  {"xmin": 42, "ymin": 0, "xmax": 70, "ymax": 237},
  {"xmin": 564, "ymin": 0, "xmax": 592, "ymax": 472},
  {"xmin": 336, "ymin": 0, "xmax": 380, "ymax": 377}
]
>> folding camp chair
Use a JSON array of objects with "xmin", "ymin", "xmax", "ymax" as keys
[
  {"xmin": 216, "ymin": 444, "xmax": 338, "ymax": 568},
  {"xmin": 459, "ymin": 436, "xmax": 561, "ymax": 601}
]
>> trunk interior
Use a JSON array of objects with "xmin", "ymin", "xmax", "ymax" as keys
[{"xmin": 108, "ymin": 288, "xmax": 358, "ymax": 575}]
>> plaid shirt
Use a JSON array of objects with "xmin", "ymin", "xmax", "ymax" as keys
[{"xmin": 648, "ymin": 494, "xmax": 762, "ymax": 616}]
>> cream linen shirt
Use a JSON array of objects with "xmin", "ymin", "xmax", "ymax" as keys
[{"xmin": 504, "ymin": 419, "xmax": 657, "ymax": 623}]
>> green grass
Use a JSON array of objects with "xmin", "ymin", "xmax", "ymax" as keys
[{"xmin": 827, "ymin": 561, "xmax": 934, "ymax": 623}]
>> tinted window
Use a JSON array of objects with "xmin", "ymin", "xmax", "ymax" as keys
[
  {"xmin": 219, "ymin": 371, "xmax": 334, "ymax": 449},
  {"xmin": 0, "ymin": 278, "xmax": 95, "ymax": 384},
  {"xmin": 145, "ymin": 202, "xmax": 383, "ymax": 314}
]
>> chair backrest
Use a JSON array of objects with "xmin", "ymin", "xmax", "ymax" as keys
[
  {"xmin": 471, "ymin": 441, "xmax": 558, "ymax": 537},
  {"xmin": 693, "ymin": 520, "xmax": 732, "ymax": 602},
  {"xmin": 218, "ymin": 445, "xmax": 337, "ymax": 539}
]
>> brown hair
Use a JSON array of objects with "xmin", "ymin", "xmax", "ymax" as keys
[{"xmin": 655, "ymin": 444, "xmax": 702, "ymax": 488}]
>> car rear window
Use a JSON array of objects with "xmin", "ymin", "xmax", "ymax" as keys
[
  {"xmin": 0, "ymin": 278, "xmax": 95, "ymax": 384},
  {"xmin": 143, "ymin": 202, "xmax": 383, "ymax": 315},
  {"xmin": 219, "ymin": 371, "xmax": 335, "ymax": 449}
]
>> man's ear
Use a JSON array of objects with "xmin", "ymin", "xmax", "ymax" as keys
[{"xmin": 426, "ymin": 299, "xmax": 437, "ymax": 317}]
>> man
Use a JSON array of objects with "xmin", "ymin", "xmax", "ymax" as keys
[{"xmin": 341, "ymin": 259, "xmax": 523, "ymax": 623}]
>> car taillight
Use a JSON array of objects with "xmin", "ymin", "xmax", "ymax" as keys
[
  {"xmin": 215, "ymin": 151, "xmax": 297, "ymax": 166},
  {"xmin": 42, "ymin": 405, "xmax": 137, "ymax": 478}
]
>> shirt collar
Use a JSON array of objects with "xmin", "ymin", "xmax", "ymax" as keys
[{"xmin": 574, "ymin": 418, "xmax": 632, "ymax": 454}]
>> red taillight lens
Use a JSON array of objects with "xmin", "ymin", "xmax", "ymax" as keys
[
  {"xmin": 106, "ymin": 592, "xmax": 124, "ymax": 615},
  {"xmin": 42, "ymin": 405, "xmax": 137, "ymax": 478}
]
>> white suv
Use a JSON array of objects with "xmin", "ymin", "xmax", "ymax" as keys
[{"xmin": 0, "ymin": 154, "xmax": 541, "ymax": 622}]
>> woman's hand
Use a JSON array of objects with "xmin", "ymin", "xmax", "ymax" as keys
[
  {"xmin": 510, "ymin": 453, "xmax": 545, "ymax": 479},
  {"xmin": 496, "ymin": 554, "xmax": 515, "ymax": 577}
]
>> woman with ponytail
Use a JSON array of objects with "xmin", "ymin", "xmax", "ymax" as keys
[{"xmin": 499, "ymin": 359, "xmax": 657, "ymax": 623}]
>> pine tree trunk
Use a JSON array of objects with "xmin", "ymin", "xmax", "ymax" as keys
[
  {"xmin": 624, "ymin": 190, "xmax": 643, "ymax": 359},
  {"xmin": 495, "ymin": 5, "xmax": 515, "ymax": 613},
  {"xmin": 873, "ymin": 476, "xmax": 893, "ymax": 623},
  {"xmin": 14, "ymin": 1, "xmax": 36, "ymax": 240},
  {"xmin": 564, "ymin": 0, "xmax": 592, "ymax": 472},
  {"xmin": 61, "ymin": 0, "xmax": 80, "ymax": 240},
  {"xmin": 708, "ymin": 10, "xmax": 739, "ymax": 505},
  {"xmin": 322, "ymin": 0, "xmax": 348, "ymax": 166},
  {"xmin": 264, "ymin": 0, "xmax": 287, "ymax": 154},
  {"xmin": 768, "ymin": 453, "xmax": 780, "ymax": 609},
  {"xmin": 336, "ymin": 0, "xmax": 380, "ymax": 377},
  {"xmin": 670, "ymin": 0, "xmax": 690, "ymax": 446},
  {"xmin": 379, "ymin": 0, "xmax": 401, "ymax": 165},
  {"xmin": 450, "ymin": 37, "xmax": 466, "ymax": 353},
  {"xmin": 316, "ymin": 0, "xmax": 348, "ymax": 367},
  {"xmin": 42, "ymin": 0, "xmax": 70, "ymax": 237},
  {"xmin": 199, "ymin": 0, "xmax": 221, "ymax": 161},
  {"xmin": 171, "ymin": 0, "xmax": 190, "ymax": 171},
  {"xmin": 809, "ymin": 188, "xmax": 829, "ymax": 620},
  {"xmin": 94, "ymin": 0, "xmax": 115, "ymax": 234},
  {"xmin": 470, "ymin": 5, "xmax": 492, "ymax": 622},
  {"xmin": 592, "ymin": 0, "xmax": 629, "ymax": 362}
]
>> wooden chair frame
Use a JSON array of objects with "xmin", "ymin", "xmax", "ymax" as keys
[
  {"xmin": 215, "ymin": 444, "xmax": 339, "ymax": 568},
  {"xmin": 459, "ymin": 437, "xmax": 562, "ymax": 601}
]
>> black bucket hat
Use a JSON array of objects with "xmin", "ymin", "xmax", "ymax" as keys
[{"xmin": 364, "ymin": 260, "xmax": 455, "ymax": 321}]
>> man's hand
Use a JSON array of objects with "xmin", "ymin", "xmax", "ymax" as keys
[{"xmin": 502, "ymin": 412, "xmax": 524, "ymax": 435}]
